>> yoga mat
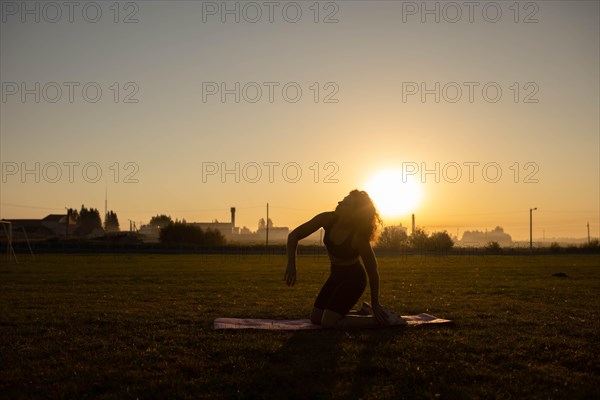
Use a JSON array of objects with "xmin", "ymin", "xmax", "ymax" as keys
[{"xmin": 214, "ymin": 313, "xmax": 452, "ymax": 330}]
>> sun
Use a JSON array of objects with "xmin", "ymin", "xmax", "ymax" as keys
[{"xmin": 365, "ymin": 169, "xmax": 423, "ymax": 219}]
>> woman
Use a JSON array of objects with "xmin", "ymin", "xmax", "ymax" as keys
[{"xmin": 285, "ymin": 190, "xmax": 403, "ymax": 328}]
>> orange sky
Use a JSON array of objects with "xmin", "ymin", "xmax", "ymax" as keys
[{"xmin": 1, "ymin": 1, "xmax": 598, "ymax": 241}]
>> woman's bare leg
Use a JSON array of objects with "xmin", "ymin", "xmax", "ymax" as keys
[{"xmin": 320, "ymin": 309, "xmax": 381, "ymax": 329}]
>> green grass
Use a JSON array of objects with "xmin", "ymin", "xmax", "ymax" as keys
[{"xmin": 0, "ymin": 253, "xmax": 599, "ymax": 399}]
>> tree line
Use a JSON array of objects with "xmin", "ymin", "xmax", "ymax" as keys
[
  {"xmin": 375, "ymin": 226, "xmax": 454, "ymax": 250},
  {"xmin": 148, "ymin": 214, "xmax": 226, "ymax": 246},
  {"xmin": 65, "ymin": 210, "xmax": 226, "ymax": 246},
  {"xmin": 67, "ymin": 206, "xmax": 119, "ymax": 235}
]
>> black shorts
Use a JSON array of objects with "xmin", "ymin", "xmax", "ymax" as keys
[{"xmin": 314, "ymin": 262, "xmax": 367, "ymax": 316}]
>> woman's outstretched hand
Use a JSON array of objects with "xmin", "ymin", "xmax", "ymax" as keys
[
  {"xmin": 284, "ymin": 263, "xmax": 297, "ymax": 286},
  {"xmin": 371, "ymin": 303, "xmax": 390, "ymax": 325}
]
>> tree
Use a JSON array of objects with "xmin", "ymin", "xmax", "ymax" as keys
[
  {"xmin": 160, "ymin": 222, "xmax": 203, "ymax": 245},
  {"xmin": 258, "ymin": 218, "xmax": 273, "ymax": 229},
  {"xmin": 580, "ymin": 239, "xmax": 599, "ymax": 250},
  {"xmin": 484, "ymin": 241, "xmax": 502, "ymax": 254},
  {"xmin": 409, "ymin": 228, "xmax": 429, "ymax": 250},
  {"xmin": 67, "ymin": 208, "xmax": 79, "ymax": 223},
  {"xmin": 428, "ymin": 231, "xmax": 454, "ymax": 250},
  {"xmin": 203, "ymin": 228, "xmax": 227, "ymax": 246},
  {"xmin": 376, "ymin": 225, "xmax": 409, "ymax": 250},
  {"xmin": 549, "ymin": 242, "xmax": 562, "ymax": 253},
  {"xmin": 149, "ymin": 214, "xmax": 173, "ymax": 228},
  {"xmin": 104, "ymin": 210, "xmax": 120, "ymax": 232},
  {"xmin": 79, "ymin": 206, "xmax": 101, "ymax": 227},
  {"xmin": 75, "ymin": 205, "xmax": 102, "ymax": 236},
  {"xmin": 159, "ymin": 222, "xmax": 226, "ymax": 246}
]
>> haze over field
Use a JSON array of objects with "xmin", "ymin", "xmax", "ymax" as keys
[{"xmin": 1, "ymin": 1, "xmax": 598, "ymax": 240}]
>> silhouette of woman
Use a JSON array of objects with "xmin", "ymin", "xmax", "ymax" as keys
[{"xmin": 285, "ymin": 190, "xmax": 403, "ymax": 328}]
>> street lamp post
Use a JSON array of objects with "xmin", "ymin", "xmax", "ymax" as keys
[{"xmin": 530, "ymin": 207, "xmax": 537, "ymax": 252}]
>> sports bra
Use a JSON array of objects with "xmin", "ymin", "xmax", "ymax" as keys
[{"xmin": 323, "ymin": 213, "xmax": 360, "ymax": 260}]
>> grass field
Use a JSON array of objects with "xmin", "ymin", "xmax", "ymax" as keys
[{"xmin": 0, "ymin": 253, "xmax": 598, "ymax": 399}]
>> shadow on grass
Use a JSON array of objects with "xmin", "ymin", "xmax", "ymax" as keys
[
  {"xmin": 349, "ymin": 328, "xmax": 405, "ymax": 398},
  {"xmin": 240, "ymin": 324, "xmax": 446, "ymax": 399},
  {"xmin": 241, "ymin": 330, "xmax": 344, "ymax": 399}
]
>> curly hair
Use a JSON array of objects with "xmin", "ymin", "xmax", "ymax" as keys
[{"xmin": 346, "ymin": 189, "xmax": 383, "ymax": 242}]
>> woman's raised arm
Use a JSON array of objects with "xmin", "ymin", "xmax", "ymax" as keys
[{"xmin": 285, "ymin": 212, "xmax": 332, "ymax": 286}]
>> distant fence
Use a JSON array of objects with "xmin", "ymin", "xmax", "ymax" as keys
[{"xmin": 1, "ymin": 240, "xmax": 598, "ymax": 256}]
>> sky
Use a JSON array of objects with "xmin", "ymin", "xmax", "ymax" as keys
[{"xmin": 1, "ymin": 0, "xmax": 599, "ymax": 241}]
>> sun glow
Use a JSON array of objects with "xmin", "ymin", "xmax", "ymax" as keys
[{"xmin": 365, "ymin": 169, "xmax": 423, "ymax": 220}]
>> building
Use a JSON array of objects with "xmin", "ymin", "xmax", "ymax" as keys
[
  {"xmin": 137, "ymin": 207, "xmax": 296, "ymax": 245},
  {"xmin": 256, "ymin": 226, "xmax": 290, "ymax": 242},
  {"xmin": 138, "ymin": 225, "xmax": 161, "ymax": 243},
  {"xmin": 1, "ymin": 214, "xmax": 76, "ymax": 240},
  {"xmin": 193, "ymin": 207, "xmax": 293, "ymax": 244},
  {"xmin": 190, "ymin": 207, "xmax": 238, "ymax": 238},
  {"xmin": 460, "ymin": 226, "xmax": 513, "ymax": 247}
]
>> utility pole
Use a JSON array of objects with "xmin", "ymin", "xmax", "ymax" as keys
[
  {"xmin": 587, "ymin": 222, "xmax": 590, "ymax": 244},
  {"xmin": 104, "ymin": 185, "xmax": 108, "ymax": 228},
  {"xmin": 266, "ymin": 203, "xmax": 269, "ymax": 248},
  {"xmin": 530, "ymin": 207, "xmax": 537, "ymax": 252}
]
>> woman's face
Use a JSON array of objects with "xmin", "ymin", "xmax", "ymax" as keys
[{"xmin": 335, "ymin": 195, "xmax": 356, "ymax": 219}]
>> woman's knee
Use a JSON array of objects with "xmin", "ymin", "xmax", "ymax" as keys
[
  {"xmin": 320, "ymin": 309, "xmax": 343, "ymax": 329},
  {"xmin": 310, "ymin": 307, "xmax": 324, "ymax": 325}
]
